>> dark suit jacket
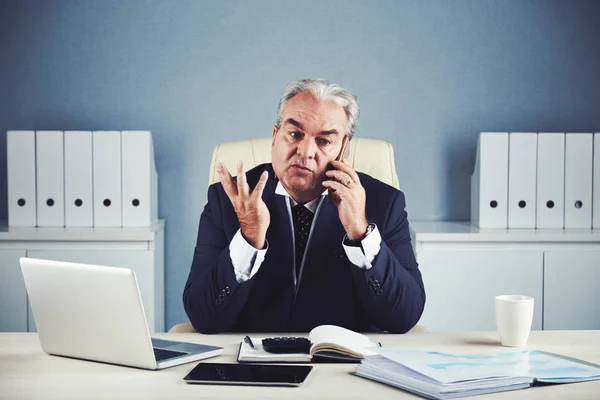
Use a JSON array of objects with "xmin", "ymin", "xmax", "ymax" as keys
[{"xmin": 183, "ymin": 163, "xmax": 425, "ymax": 333}]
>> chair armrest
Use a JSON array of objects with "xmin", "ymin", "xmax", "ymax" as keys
[{"xmin": 168, "ymin": 322, "xmax": 196, "ymax": 333}]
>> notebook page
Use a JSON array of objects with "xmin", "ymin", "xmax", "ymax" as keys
[{"xmin": 309, "ymin": 325, "xmax": 378, "ymax": 356}]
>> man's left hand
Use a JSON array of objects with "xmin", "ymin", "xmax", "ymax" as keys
[{"xmin": 322, "ymin": 160, "xmax": 369, "ymax": 240}]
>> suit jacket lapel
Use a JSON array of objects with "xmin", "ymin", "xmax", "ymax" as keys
[{"xmin": 262, "ymin": 170, "xmax": 294, "ymax": 276}]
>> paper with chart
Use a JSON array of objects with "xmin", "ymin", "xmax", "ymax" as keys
[{"xmin": 375, "ymin": 349, "xmax": 600, "ymax": 384}]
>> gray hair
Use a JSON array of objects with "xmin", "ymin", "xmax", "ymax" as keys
[{"xmin": 275, "ymin": 78, "xmax": 360, "ymax": 138}]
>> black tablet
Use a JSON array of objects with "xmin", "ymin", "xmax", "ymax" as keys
[{"xmin": 183, "ymin": 362, "xmax": 313, "ymax": 387}]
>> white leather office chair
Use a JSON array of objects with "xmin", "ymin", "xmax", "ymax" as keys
[
  {"xmin": 170, "ymin": 137, "xmax": 427, "ymax": 333},
  {"xmin": 206, "ymin": 137, "xmax": 400, "ymax": 188}
]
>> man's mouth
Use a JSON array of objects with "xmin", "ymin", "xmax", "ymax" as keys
[{"xmin": 289, "ymin": 164, "xmax": 312, "ymax": 173}]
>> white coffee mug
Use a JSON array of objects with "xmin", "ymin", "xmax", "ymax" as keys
[{"xmin": 495, "ymin": 295, "xmax": 534, "ymax": 347}]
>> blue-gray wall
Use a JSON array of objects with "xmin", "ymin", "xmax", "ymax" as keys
[{"xmin": 1, "ymin": 0, "xmax": 599, "ymax": 329}]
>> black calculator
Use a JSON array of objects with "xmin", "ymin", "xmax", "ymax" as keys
[{"xmin": 262, "ymin": 337, "xmax": 311, "ymax": 354}]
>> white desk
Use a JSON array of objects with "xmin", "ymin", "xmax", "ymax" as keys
[{"xmin": 1, "ymin": 331, "xmax": 599, "ymax": 399}]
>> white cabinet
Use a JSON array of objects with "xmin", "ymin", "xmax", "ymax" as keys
[
  {"xmin": 418, "ymin": 250, "xmax": 542, "ymax": 331},
  {"xmin": 544, "ymin": 251, "xmax": 600, "ymax": 330},
  {"xmin": 0, "ymin": 220, "xmax": 164, "ymax": 333},
  {"xmin": 410, "ymin": 221, "xmax": 600, "ymax": 332}
]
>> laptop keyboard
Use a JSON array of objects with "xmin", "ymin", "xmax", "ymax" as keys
[{"xmin": 153, "ymin": 347, "xmax": 188, "ymax": 362}]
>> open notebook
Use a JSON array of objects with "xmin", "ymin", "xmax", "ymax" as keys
[{"xmin": 238, "ymin": 325, "xmax": 381, "ymax": 363}]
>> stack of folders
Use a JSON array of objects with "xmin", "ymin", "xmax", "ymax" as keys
[
  {"xmin": 7, "ymin": 130, "xmax": 158, "ymax": 228},
  {"xmin": 353, "ymin": 348, "xmax": 600, "ymax": 399},
  {"xmin": 471, "ymin": 132, "xmax": 600, "ymax": 230}
]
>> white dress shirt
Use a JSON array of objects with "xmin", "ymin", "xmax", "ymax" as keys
[{"xmin": 230, "ymin": 181, "xmax": 382, "ymax": 283}]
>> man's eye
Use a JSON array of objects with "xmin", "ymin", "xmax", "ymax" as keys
[
  {"xmin": 316, "ymin": 138, "xmax": 331, "ymax": 146},
  {"xmin": 290, "ymin": 131, "xmax": 302, "ymax": 139}
]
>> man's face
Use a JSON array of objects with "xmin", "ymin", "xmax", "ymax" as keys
[{"xmin": 271, "ymin": 91, "xmax": 348, "ymax": 203}]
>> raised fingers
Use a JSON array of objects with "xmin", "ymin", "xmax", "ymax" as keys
[
  {"xmin": 217, "ymin": 162, "xmax": 238, "ymax": 199},
  {"xmin": 236, "ymin": 160, "xmax": 250, "ymax": 197},
  {"xmin": 252, "ymin": 171, "xmax": 269, "ymax": 200}
]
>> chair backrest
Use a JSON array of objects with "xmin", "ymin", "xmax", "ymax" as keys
[{"xmin": 208, "ymin": 137, "xmax": 400, "ymax": 189}]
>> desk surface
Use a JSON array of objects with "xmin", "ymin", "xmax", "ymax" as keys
[{"xmin": 1, "ymin": 330, "xmax": 599, "ymax": 400}]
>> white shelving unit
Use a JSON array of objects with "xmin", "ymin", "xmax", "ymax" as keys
[
  {"xmin": 0, "ymin": 220, "xmax": 164, "ymax": 333},
  {"xmin": 410, "ymin": 221, "xmax": 600, "ymax": 332}
]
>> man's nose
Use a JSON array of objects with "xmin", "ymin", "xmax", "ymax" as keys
[{"xmin": 296, "ymin": 138, "xmax": 317, "ymax": 158}]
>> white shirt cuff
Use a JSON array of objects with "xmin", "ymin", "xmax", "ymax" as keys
[
  {"xmin": 229, "ymin": 229, "xmax": 268, "ymax": 282},
  {"xmin": 342, "ymin": 225, "xmax": 382, "ymax": 270}
]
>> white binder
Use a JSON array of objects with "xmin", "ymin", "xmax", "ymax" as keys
[
  {"xmin": 536, "ymin": 133, "xmax": 565, "ymax": 229},
  {"xmin": 564, "ymin": 133, "xmax": 593, "ymax": 229},
  {"xmin": 121, "ymin": 131, "xmax": 158, "ymax": 227},
  {"xmin": 64, "ymin": 131, "xmax": 93, "ymax": 227},
  {"xmin": 93, "ymin": 131, "xmax": 122, "ymax": 227},
  {"xmin": 7, "ymin": 131, "xmax": 37, "ymax": 227},
  {"xmin": 36, "ymin": 131, "xmax": 65, "ymax": 227},
  {"xmin": 593, "ymin": 133, "xmax": 600, "ymax": 229},
  {"xmin": 471, "ymin": 132, "xmax": 509, "ymax": 228},
  {"xmin": 508, "ymin": 133, "xmax": 537, "ymax": 229}
]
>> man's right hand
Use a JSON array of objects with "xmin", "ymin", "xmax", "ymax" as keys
[{"xmin": 217, "ymin": 161, "xmax": 270, "ymax": 249}]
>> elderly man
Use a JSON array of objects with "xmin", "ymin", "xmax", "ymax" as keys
[{"xmin": 184, "ymin": 79, "xmax": 425, "ymax": 333}]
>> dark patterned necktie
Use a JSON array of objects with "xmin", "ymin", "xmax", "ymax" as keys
[{"xmin": 292, "ymin": 204, "xmax": 314, "ymax": 276}]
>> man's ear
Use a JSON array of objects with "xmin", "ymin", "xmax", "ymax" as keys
[{"xmin": 271, "ymin": 125, "xmax": 278, "ymax": 146}]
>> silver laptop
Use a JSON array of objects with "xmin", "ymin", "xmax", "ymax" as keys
[{"xmin": 20, "ymin": 257, "xmax": 223, "ymax": 370}]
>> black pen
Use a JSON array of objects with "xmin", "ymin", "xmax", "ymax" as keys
[{"xmin": 244, "ymin": 335, "xmax": 255, "ymax": 349}]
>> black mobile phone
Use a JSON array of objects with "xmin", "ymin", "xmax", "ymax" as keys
[
  {"xmin": 335, "ymin": 135, "xmax": 350, "ymax": 163},
  {"xmin": 183, "ymin": 362, "xmax": 313, "ymax": 387},
  {"xmin": 327, "ymin": 136, "xmax": 350, "ymax": 201},
  {"xmin": 327, "ymin": 135, "xmax": 350, "ymax": 172}
]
